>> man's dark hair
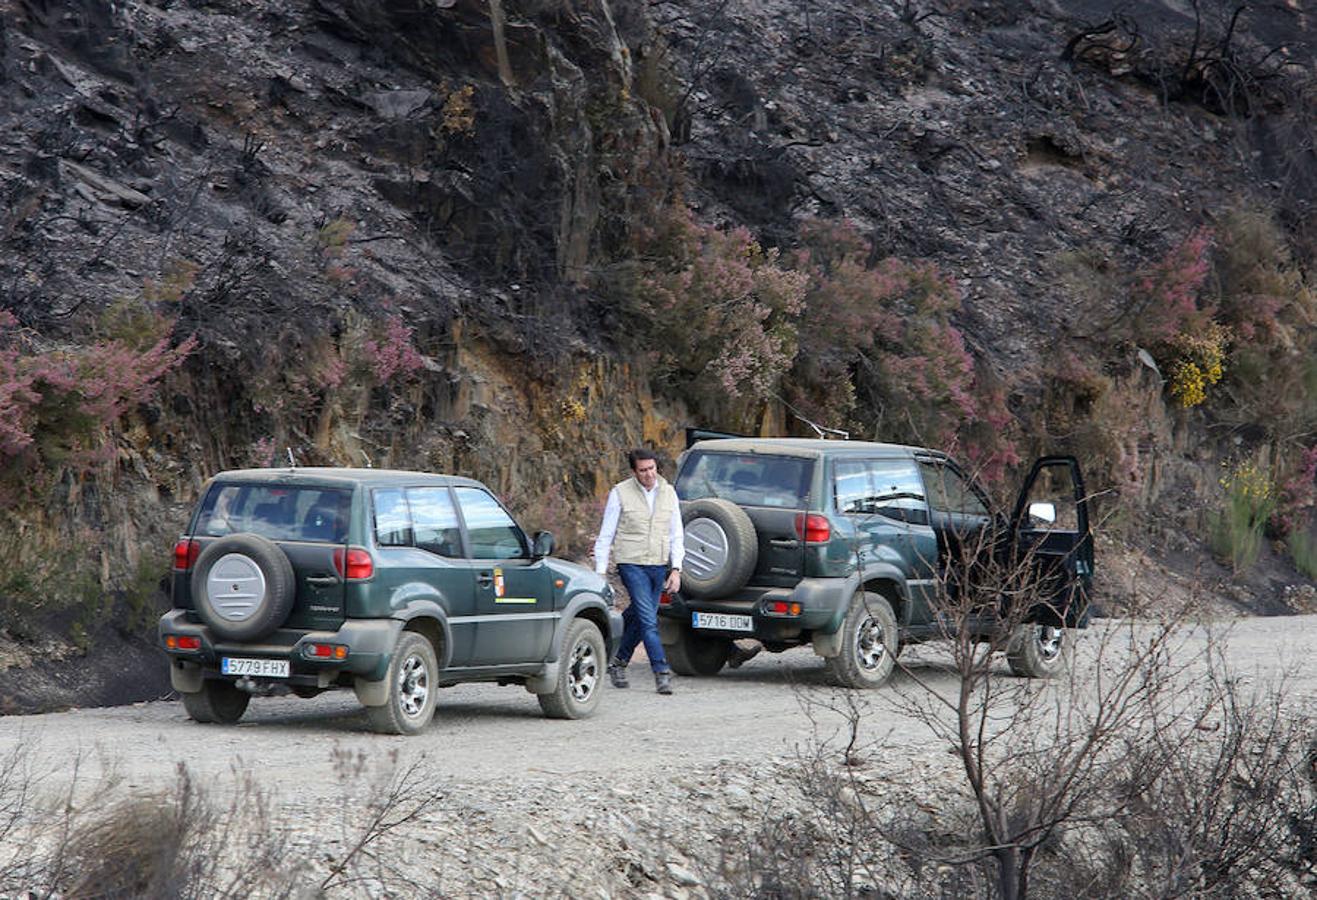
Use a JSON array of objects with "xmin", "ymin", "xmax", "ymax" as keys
[{"xmin": 628, "ymin": 448, "xmax": 659, "ymax": 470}]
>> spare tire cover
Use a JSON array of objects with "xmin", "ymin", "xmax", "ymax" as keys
[
  {"xmin": 191, "ymin": 533, "xmax": 297, "ymax": 642},
  {"xmin": 681, "ymin": 499, "xmax": 758, "ymax": 599}
]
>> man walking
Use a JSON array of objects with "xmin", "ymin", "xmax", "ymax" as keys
[{"xmin": 593, "ymin": 449, "xmax": 684, "ymax": 694}]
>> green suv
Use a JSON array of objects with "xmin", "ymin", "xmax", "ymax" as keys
[
  {"xmin": 158, "ymin": 468, "xmax": 622, "ymax": 734},
  {"xmin": 660, "ymin": 437, "xmax": 1093, "ymax": 687}
]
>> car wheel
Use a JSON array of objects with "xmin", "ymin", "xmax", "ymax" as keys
[
  {"xmin": 824, "ymin": 591, "xmax": 899, "ymax": 689},
  {"xmin": 190, "ymin": 534, "xmax": 296, "ymax": 642},
  {"xmin": 366, "ymin": 632, "xmax": 439, "ymax": 735},
  {"xmin": 1006, "ymin": 624, "xmax": 1068, "ymax": 678},
  {"xmin": 681, "ymin": 499, "xmax": 758, "ymax": 599},
  {"xmin": 181, "ymin": 680, "xmax": 250, "ymax": 724},
  {"xmin": 538, "ymin": 618, "xmax": 607, "ymax": 720},
  {"xmin": 665, "ymin": 627, "xmax": 732, "ymax": 676}
]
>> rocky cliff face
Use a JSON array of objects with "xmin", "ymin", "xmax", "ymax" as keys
[{"xmin": 1, "ymin": 0, "xmax": 1315, "ymax": 710}]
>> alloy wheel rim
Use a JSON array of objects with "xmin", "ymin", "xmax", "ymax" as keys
[
  {"xmin": 855, "ymin": 616, "xmax": 886, "ymax": 670},
  {"xmin": 398, "ymin": 654, "xmax": 430, "ymax": 717},
  {"xmin": 568, "ymin": 639, "xmax": 598, "ymax": 702},
  {"xmin": 1036, "ymin": 625, "xmax": 1063, "ymax": 661}
]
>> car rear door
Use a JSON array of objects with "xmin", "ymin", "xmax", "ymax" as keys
[
  {"xmin": 453, "ymin": 486, "xmax": 556, "ymax": 665},
  {"xmin": 1010, "ymin": 457, "xmax": 1093, "ymax": 625},
  {"xmin": 676, "ymin": 451, "xmax": 812, "ymax": 587},
  {"xmin": 189, "ymin": 482, "xmax": 349, "ymax": 632}
]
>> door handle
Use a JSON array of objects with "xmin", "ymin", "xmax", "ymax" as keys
[
  {"xmin": 769, "ymin": 539, "xmax": 800, "ymax": 549},
  {"xmin": 306, "ymin": 575, "xmax": 340, "ymax": 587},
  {"xmin": 476, "ymin": 572, "xmax": 494, "ymax": 586}
]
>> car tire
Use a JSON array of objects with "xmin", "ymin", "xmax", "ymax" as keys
[
  {"xmin": 366, "ymin": 632, "xmax": 439, "ymax": 735},
  {"xmin": 665, "ymin": 627, "xmax": 732, "ymax": 676},
  {"xmin": 681, "ymin": 499, "xmax": 758, "ymax": 599},
  {"xmin": 1006, "ymin": 624, "xmax": 1068, "ymax": 678},
  {"xmin": 824, "ymin": 591, "xmax": 899, "ymax": 689},
  {"xmin": 191, "ymin": 534, "xmax": 296, "ymax": 642},
  {"xmin": 538, "ymin": 618, "xmax": 607, "ymax": 720},
  {"xmin": 181, "ymin": 680, "xmax": 250, "ymax": 724}
]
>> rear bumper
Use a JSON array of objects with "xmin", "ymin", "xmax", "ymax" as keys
[
  {"xmin": 158, "ymin": 609, "xmax": 397, "ymax": 690},
  {"xmin": 657, "ymin": 578, "xmax": 853, "ymax": 642}
]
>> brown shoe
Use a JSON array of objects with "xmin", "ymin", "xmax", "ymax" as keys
[{"xmin": 608, "ymin": 660, "xmax": 630, "ymax": 689}]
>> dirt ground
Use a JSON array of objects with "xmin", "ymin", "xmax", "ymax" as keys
[{"xmin": 1, "ymin": 615, "xmax": 1314, "ymax": 895}]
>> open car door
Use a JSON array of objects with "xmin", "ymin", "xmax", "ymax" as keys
[{"xmin": 1009, "ymin": 456, "xmax": 1094, "ymax": 627}]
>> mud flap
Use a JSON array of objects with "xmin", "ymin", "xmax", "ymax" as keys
[
  {"xmin": 658, "ymin": 618, "xmax": 681, "ymax": 646},
  {"xmin": 354, "ymin": 677, "xmax": 388, "ymax": 707},
  {"xmin": 811, "ymin": 629, "xmax": 843, "ymax": 659},
  {"xmin": 523, "ymin": 662, "xmax": 559, "ymax": 695},
  {"xmin": 170, "ymin": 660, "xmax": 204, "ymax": 693}
]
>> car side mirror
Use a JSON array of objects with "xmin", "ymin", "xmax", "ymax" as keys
[
  {"xmin": 1027, "ymin": 501, "xmax": 1056, "ymax": 524},
  {"xmin": 531, "ymin": 530, "xmax": 556, "ymax": 559}
]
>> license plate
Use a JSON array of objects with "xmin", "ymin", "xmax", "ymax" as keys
[
  {"xmin": 221, "ymin": 657, "xmax": 289, "ymax": 678},
  {"xmin": 692, "ymin": 612, "xmax": 754, "ymax": 632}
]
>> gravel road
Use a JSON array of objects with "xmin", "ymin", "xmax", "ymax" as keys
[{"xmin": 3, "ymin": 616, "xmax": 1314, "ymax": 896}]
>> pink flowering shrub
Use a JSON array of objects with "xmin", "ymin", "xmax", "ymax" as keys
[
  {"xmin": 636, "ymin": 205, "xmax": 807, "ymax": 418},
  {"xmin": 247, "ymin": 436, "xmax": 278, "ymax": 468},
  {"xmin": 1130, "ymin": 228, "xmax": 1215, "ymax": 344},
  {"xmin": 1270, "ymin": 445, "xmax": 1317, "ymax": 538},
  {"xmin": 0, "ymin": 312, "xmax": 195, "ymax": 488},
  {"xmin": 1125, "ymin": 228, "xmax": 1240, "ymax": 410},
  {"xmin": 790, "ymin": 219, "xmax": 1017, "ymax": 481},
  {"xmin": 361, "ymin": 315, "xmax": 425, "ymax": 383}
]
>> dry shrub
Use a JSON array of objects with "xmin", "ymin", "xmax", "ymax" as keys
[
  {"xmin": 53, "ymin": 764, "xmax": 297, "ymax": 900},
  {"xmin": 61, "ymin": 768, "xmax": 213, "ymax": 899},
  {"xmin": 710, "ymin": 551, "xmax": 1316, "ymax": 900},
  {"xmin": 1041, "ymin": 355, "xmax": 1167, "ymax": 534},
  {"xmin": 1213, "ymin": 206, "xmax": 1317, "ymax": 435}
]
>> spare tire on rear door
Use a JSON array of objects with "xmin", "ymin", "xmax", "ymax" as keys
[
  {"xmin": 681, "ymin": 499, "xmax": 758, "ymax": 599},
  {"xmin": 191, "ymin": 534, "xmax": 297, "ymax": 642}
]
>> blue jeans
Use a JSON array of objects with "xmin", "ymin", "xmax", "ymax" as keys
[{"xmin": 615, "ymin": 564, "xmax": 670, "ymax": 673}]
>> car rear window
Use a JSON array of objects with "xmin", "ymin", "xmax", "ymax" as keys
[
  {"xmin": 676, "ymin": 452, "xmax": 813, "ymax": 508},
  {"xmin": 194, "ymin": 484, "xmax": 351, "ymax": 543}
]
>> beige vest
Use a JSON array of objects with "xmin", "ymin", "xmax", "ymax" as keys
[{"xmin": 612, "ymin": 476, "xmax": 678, "ymax": 566}]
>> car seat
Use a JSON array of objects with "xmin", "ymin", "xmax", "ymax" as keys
[{"xmin": 301, "ymin": 500, "xmax": 343, "ymax": 542}]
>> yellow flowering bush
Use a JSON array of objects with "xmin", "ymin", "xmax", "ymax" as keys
[
  {"xmin": 1210, "ymin": 458, "xmax": 1276, "ymax": 572},
  {"xmin": 1167, "ymin": 323, "xmax": 1229, "ymax": 407}
]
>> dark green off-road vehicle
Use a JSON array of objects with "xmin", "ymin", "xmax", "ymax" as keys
[
  {"xmin": 660, "ymin": 437, "xmax": 1094, "ymax": 687},
  {"xmin": 159, "ymin": 468, "xmax": 621, "ymax": 734}
]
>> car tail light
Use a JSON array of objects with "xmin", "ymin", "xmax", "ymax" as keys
[
  {"xmin": 304, "ymin": 643, "xmax": 348, "ymax": 659},
  {"xmin": 765, "ymin": 600, "xmax": 802, "ymax": 616},
  {"xmin": 172, "ymin": 539, "xmax": 200, "ymax": 571},
  {"xmin": 164, "ymin": 634, "xmax": 201, "ymax": 651},
  {"xmin": 794, "ymin": 513, "xmax": 831, "ymax": 544},
  {"xmin": 659, "ymin": 591, "xmax": 673, "ymax": 607},
  {"xmin": 332, "ymin": 547, "xmax": 374, "ymax": 580}
]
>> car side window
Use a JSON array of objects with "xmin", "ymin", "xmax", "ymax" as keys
[
  {"xmin": 835, "ymin": 459, "xmax": 928, "ymax": 524},
  {"xmin": 407, "ymin": 487, "xmax": 464, "ymax": 557},
  {"xmin": 868, "ymin": 460, "xmax": 929, "ymax": 524},
  {"xmin": 918, "ymin": 462, "xmax": 989, "ymax": 517},
  {"xmin": 835, "ymin": 460, "xmax": 876, "ymax": 514},
  {"xmin": 373, "ymin": 488, "xmax": 413, "ymax": 547},
  {"xmin": 454, "ymin": 487, "xmax": 528, "ymax": 560}
]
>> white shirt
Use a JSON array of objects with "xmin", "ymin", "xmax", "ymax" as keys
[{"xmin": 593, "ymin": 481, "xmax": 686, "ymax": 575}]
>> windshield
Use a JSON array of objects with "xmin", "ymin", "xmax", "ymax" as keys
[
  {"xmin": 676, "ymin": 452, "xmax": 813, "ymax": 508},
  {"xmin": 195, "ymin": 483, "xmax": 351, "ymax": 543}
]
